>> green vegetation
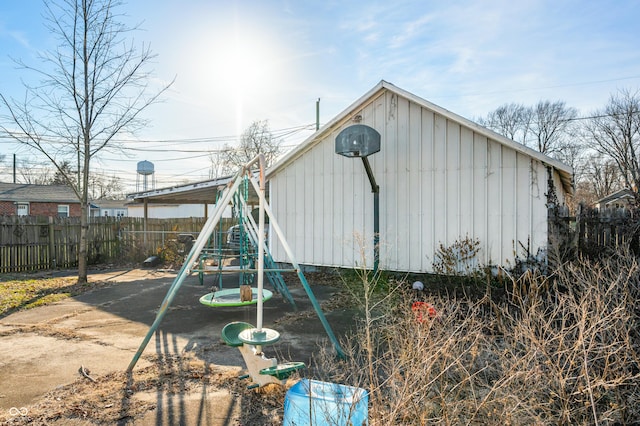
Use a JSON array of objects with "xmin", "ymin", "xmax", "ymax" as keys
[{"xmin": 0, "ymin": 276, "xmax": 91, "ymax": 318}]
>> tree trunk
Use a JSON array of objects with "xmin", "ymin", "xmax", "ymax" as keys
[{"xmin": 78, "ymin": 202, "xmax": 88, "ymax": 284}]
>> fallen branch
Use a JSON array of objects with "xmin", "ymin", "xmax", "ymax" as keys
[{"xmin": 78, "ymin": 365, "xmax": 96, "ymax": 383}]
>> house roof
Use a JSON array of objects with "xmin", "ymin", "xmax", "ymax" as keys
[
  {"xmin": 126, "ymin": 176, "xmax": 234, "ymax": 204},
  {"xmin": 0, "ymin": 183, "xmax": 78, "ymax": 203},
  {"xmin": 267, "ymin": 80, "xmax": 574, "ymax": 194},
  {"xmin": 92, "ymin": 199, "xmax": 128, "ymax": 209},
  {"xmin": 595, "ymin": 188, "xmax": 635, "ymax": 205}
]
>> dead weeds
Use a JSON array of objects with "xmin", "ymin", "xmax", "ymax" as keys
[{"xmin": 0, "ymin": 355, "xmax": 290, "ymax": 425}]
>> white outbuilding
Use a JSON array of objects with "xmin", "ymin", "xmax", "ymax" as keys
[{"xmin": 267, "ymin": 81, "xmax": 573, "ymax": 273}]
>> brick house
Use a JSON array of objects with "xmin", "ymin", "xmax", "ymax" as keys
[{"xmin": 0, "ymin": 183, "xmax": 81, "ymax": 217}]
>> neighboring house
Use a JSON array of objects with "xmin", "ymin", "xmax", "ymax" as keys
[
  {"xmin": 127, "ymin": 202, "xmax": 213, "ymax": 219},
  {"xmin": 91, "ymin": 199, "xmax": 128, "ymax": 218},
  {"xmin": 0, "ymin": 183, "xmax": 81, "ymax": 217},
  {"xmin": 266, "ymin": 81, "xmax": 574, "ymax": 273},
  {"xmin": 594, "ymin": 189, "xmax": 636, "ymax": 210}
]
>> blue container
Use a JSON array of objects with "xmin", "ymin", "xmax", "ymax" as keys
[{"xmin": 283, "ymin": 379, "xmax": 368, "ymax": 425}]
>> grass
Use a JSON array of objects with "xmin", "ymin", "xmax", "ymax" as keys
[{"xmin": 0, "ymin": 275, "xmax": 100, "ymax": 318}]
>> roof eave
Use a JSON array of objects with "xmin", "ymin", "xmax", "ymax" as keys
[{"xmin": 267, "ymin": 80, "xmax": 574, "ymax": 195}]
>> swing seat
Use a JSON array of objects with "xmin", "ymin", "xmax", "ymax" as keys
[
  {"xmin": 238, "ymin": 327, "xmax": 281, "ymax": 346},
  {"xmin": 221, "ymin": 322, "xmax": 254, "ymax": 347},
  {"xmin": 259, "ymin": 361, "xmax": 306, "ymax": 380},
  {"xmin": 199, "ymin": 288, "xmax": 273, "ymax": 307}
]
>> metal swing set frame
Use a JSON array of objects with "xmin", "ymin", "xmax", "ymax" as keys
[{"xmin": 127, "ymin": 154, "xmax": 345, "ymax": 374}]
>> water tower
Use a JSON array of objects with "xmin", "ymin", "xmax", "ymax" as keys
[{"xmin": 136, "ymin": 160, "xmax": 155, "ymax": 191}]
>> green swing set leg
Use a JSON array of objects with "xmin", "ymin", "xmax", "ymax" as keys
[{"xmin": 127, "ymin": 173, "xmax": 245, "ymax": 372}]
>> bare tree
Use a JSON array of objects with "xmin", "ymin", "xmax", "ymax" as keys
[
  {"xmin": 88, "ymin": 173, "xmax": 124, "ymax": 200},
  {"xmin": 529, "ymin": 100, "xmax": 578, "ymax": 155},
  {"xmin": 588, "ymin": 156, "xmax": 624, "ymax": 199},
  {"xmin": 216, "ymin": 120, "xmax": 282, "ymax": 175},
  {"xmin": 571, "ymin": 156, "xmax": 624, "ymax": 207},
  {"xmin": 584, "ymin": 89, "xmax": 640, "ymax": 199},
  {"xmin": 480, "ymin": 102, "xmax": 531, "ymax": 143},
  {"xmin": 0, "ymin": 0, "xmax": 171, "ymax": 283},
  {"xmin": 208, "ymin": 150, "xmax": 227, "ymax": 179},
  {"xmin": 482, "ymin": 100, "xmax": 577, "ymax": 156},
  {"xmin": 554, "ymin": 139, "xmax": 587, "ymax": 182}
]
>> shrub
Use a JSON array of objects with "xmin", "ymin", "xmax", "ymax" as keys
[
  {"xmin": 432, "ymin": 236, "xmax": 482, "ymax": 277},
  {"xmin": 315, "ymin": 252, "xmax": 640, "ymax": 425}
]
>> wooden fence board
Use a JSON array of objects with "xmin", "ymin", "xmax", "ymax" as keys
[
  {"xmin": 0, "ymin": 216, "xmax": 232, "ymax": 274},
  {"xmin": 549, "ymin": 205, "xmax": 640, "ymax": 256}
]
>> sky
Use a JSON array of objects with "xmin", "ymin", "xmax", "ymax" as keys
[{"xmin": 1, "ymin": 0, "xmax": 639, "ymax": 194}]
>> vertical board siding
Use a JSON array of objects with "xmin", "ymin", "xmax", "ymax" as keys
[
  {"xmin": 446, "ymin": 121, "xmax": 460, "ymax": 243},
  {"xmin": 408, "ymin": 100, "xmax": 423, "ymax": 271},
  {"xmin": 331, "ymin": 133, "xmax": 344, "ymax": 266},
  {"xmin": 516, "ymin": 154, "xmax": 533, "ymax": 257},
  {"xmin": 459, "ymin": 127, "xmax": 474, "ymax": 238},
  {"xmin": 383, "ymin": 92, "xmax": 399, "ymax": 269},
  {"xmin": 433, "ymin": 114, "xmax": 447, "ymax": 252},
  {"xmin": 501, "ymin": 148, "xmax": 517, "ymax": 264},
  {"xmin": 473, "ymin": 134, "xmax": 489, "ymax": 265},
  {"xmin": 396, "ymin": 95, "xmax": 410, "ymax": 271},
  {"xmin": 421, "ymin": 111, "xmax": 435, "ymax": 270},
  {"xmin": 532, "ymin": 161, "xmax": 550, "ymax": 252},
  {"xmin": 269, "ymin": 89, "xmax": 553, "ymax": 272}
]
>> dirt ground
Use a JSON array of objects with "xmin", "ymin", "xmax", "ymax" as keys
[{"xmin": 0, "ymin": 268, "xmax": 355, "ymax": 425}]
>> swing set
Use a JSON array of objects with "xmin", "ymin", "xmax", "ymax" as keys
[{"xmin": 127, "ymin": 154, "xmax": 344, "ymax": 389}]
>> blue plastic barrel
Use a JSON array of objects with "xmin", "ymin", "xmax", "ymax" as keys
[{"xmin": 283, "ymin": 379, "xmax": 368, "ymax": 425}]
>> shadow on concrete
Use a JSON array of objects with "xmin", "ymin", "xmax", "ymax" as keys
[{"xmin": 72, "ymin": 268, "xmax": 355, "ymax": 425}]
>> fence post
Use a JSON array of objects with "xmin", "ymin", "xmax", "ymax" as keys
[{"xmin": 48, "ymin": 216, "xmax": 56, "ymax": 269}]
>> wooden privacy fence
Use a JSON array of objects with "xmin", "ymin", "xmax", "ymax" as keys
[
  {"xmin": 1, "ymin": 216, "xmax": 80, "ymax": 272},
  {"xmin": 0, "ymin": 216, "xmax": 234, "ymax": 274},
  {"xmin": 549, "ymin": 205, "xmax": 640, "ymax": 256}
]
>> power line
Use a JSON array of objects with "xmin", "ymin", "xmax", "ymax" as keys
[
  {"xmin": 0, "ymin": 123, "xmax": 316, "ymax": 146},
  {"xmin": 435, "ymin": 75, "xmax": 640, "ymax": 99}
]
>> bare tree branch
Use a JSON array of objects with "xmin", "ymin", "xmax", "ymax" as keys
[
  {"xmin": 0, "ymin": 0, "xmax": 172, "ymax": 283},
  {"xmin": 215, "ymin": 120, "xmax": 283, "ymax": 176},
  {"xmin": 584, "ymin": 89, "xmax": 640, "ymax": 200}
]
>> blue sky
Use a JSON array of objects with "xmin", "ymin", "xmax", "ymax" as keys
[{"xmin": 1, "ymin": 0, "xmax": 639, "ymax": 191}]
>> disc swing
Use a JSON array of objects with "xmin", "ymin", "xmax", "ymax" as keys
[
  {"xmin": 198, "ymin": 287, "xmax": 273, "ymax": 307},
  {"xmin": 215, "ymin": 155, "xmax": 302, "ymax": 387}
]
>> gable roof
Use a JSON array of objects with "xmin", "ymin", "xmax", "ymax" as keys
[
  {"xmin": 0, "ymin": 183, "xmax": 78, "ymax": 203},
  {"xmin": 268, "ymin": 80, "xmax": 574, "ymax": 194}
]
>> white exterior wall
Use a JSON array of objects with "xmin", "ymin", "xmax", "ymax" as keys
[
  {"xmin": 269, "ymin": 90, "xmax": 559, "ymax": 273},
  {"xmin": 128, "ymin": 203, "xmax": 214, "ymax": 219}
]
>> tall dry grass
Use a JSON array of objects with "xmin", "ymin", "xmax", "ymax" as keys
[{"xmin": 315, "ymin": 253, "xmax": 640, "ymax": 425}]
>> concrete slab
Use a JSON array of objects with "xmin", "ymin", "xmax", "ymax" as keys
[
  {"xmin": 0, "ymin": 268, "xmax": 351, "ymax": 424},
  {"xmin": 132, "ymin": 386, "xmax": 243, "ymax": 426}
]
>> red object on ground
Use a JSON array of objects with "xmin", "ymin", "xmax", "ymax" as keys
[{"xmin": 412, "ymin": 301, "xmax": 438, "ymax": 323}]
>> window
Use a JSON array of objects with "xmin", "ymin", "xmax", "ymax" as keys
[
  {"xmin": 58, "ymin": 205, "xmax": 69, "ymax": 217},
  {"xmin": 16, "ymin": 203, "xmax": 29, "ymax": 216}
]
